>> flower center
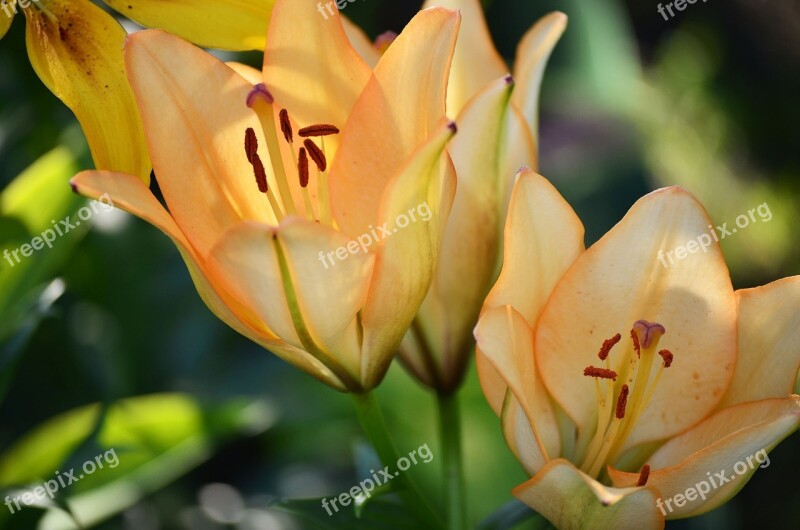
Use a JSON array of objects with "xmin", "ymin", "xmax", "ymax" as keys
[
  {"xmin": 244, "ymin": 83, "xmax": 340, "ymax": 225},
  {"xmin": 579, "ymin": 319, "xmax": 674, "ymax": 479}
]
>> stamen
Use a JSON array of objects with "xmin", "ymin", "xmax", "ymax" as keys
[
  {"xmin": 299, "ymin": 124, "xmax": 340, "ymax": 137},
  {"xmin": 279, "ymin": 109, "xmax": 293, "ymax": 144},
  {"xmin": 243, "ymin": 127, "xmax": 283, "ymax": 219},
  {"xmin": 298, "ymin": 147, "xmax": 309, "ymax": 188},
  {"xmin": 583, "ymin": 366, "xmax": 618, "ymax": 381},
  {"xmin": 297, "ymin": 147, "xmax": 315, "ymax": 220},
  {"xmin": 247, "ymin": 83, "xmax": 297, "ymax": 216},
  {"xmin": 250, "ymin": 153, "xmax": 269, "ymax": 193},
  {"xmin": 244, "ymin": 127, "xmax": 258, "ymax": 163},
  {"xmin": 636, "ymin": 464, "xmax": 651, "ymax": 486},
  {"xmin": 658, "ymin": 349, "xmax": 673, "ymax": 368},
  {"xmin": 598, "ymin": 333, "xmax": 622, "ymax": 361},
  {"xmin": 615, "ymin": 384, "xmax": 629, "ymax": 419},
  {"xmin": 630, "ymin": 329, "xmax": 641, "ymax": 358},
  {"xmin": 304, "ymin": 139, "xmax": 328, "ymax": 172}
]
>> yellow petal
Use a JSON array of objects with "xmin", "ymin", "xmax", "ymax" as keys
[
  {"xmin": 0, "ymin": 3, "xmax": 13, "ymax": 40},
  {"xmin": 501, "ymin": 395, "xmax": 553, "ymax": 474},
  {"xmin": 511, "ymin": 12, "xmax": 568, "ymax": 144},
  {"xmin": 125, "ymin": 30, "xmax": 275, "ymax": 256},
  {"xmin": 476, "ymin": 305, "xmax": 560, "ymax": 473},
  {"xmin": 535, "ymin": 187, "xmax": 737, "ymax": 448},
  {"xmin": 226, "ymin": 61, "xmax": 262, "ymax": 84},
  {"xmin": 609, "ymin": 396, "xmax": 800, "ymax": 518},
  {"xmin": 359, "ymin": 122, "xmax": 457, "ymax": 389},
  {"xmin": 514, "ymin": 459, "xmax": 665, "ymax": 530},
  {"xmin": 475, "ymin": 348, "xmax": 507, "ymax": 416},
  {"xmin": 405, "ymin": 76, "xmax": 517, "ymax": 389},
  {"xmin": 329, "ymin": 7, "xmax": 460, "ymax": 238},
  {"xmin": 718, "ymin": 276, "xmax": 800, "ymax": 408},
  {"xmin": 422, "ymin": 0, "xmax": 508, "ymax": 116},
  {"xmin": 70, "ymin": 171, "xmax": 344, "ymax": 390},
  {"xmin": 206, "ymin": 221, "xmax": 362, "ymax": 391},
  {"xmin": 341, "ymin": 15, "xmax": 381, "ymax": 68},
  {"xmin": 263, "ymin": 0, "xmax": 371, "ymax": 158},
  {"xmin": 484, "ymin": 169, "xmax": 584, "ymax": 325},
  {"xmin": 275, "ymin": 217, "xmax": 375, "ymax": 380},
  {"xmin": 102, "ymin": 0, "xmax": 272, "ymax": 51},
  {"xmin": 24, "ymin": 0, "xmax": 150, "ymax": 181}
]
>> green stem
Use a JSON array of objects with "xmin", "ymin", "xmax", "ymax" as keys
[
  {"xmin": 351, "ymin": 392, "xmax": 442, "ymax": 528},
  {"xmin": 438, "ymin": 391, "xmax": 466, "ymax": 530}
]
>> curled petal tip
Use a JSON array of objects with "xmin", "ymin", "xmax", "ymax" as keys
[
  {"xmin": 246, "ymin": 83, "xmax": 274, "ymax": 108},
  {"xmin": 69, "ymin": 180, "xmax": 79, "ymax": 194}
]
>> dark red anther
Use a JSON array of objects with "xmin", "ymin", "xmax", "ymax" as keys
[
  {"xmin": 298, "ymin": 147, "xmax": 309, "ymax": 188},
  {"xmin": 244, "ymin": 127, "xmax": 259, "ymax": 163},
  {"xmin": 298, "ymin": 124, "xmax": 340, "ymax": 137},
  {"xmin": 279, "ymin": 109, "xmax": 293, "ymax": 143},
  {"xmin": 304, "ymin": 139, "xmax": 327, "ymax": 171},
  {"xmin": 598, "ymin": 333, "xmax": 622, "ymax": 361},
  {"xmin": 658, "ymin": 349, "xmax": 674, "ymax": 368},
  {"xmin": 583, "ymin": 366, "xmax": 618, "ymax": 381},
  {"xmin": 615, "ymin": 384, "xmax": 629, "ymax": 419}
]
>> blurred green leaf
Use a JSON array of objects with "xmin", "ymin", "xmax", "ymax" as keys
[
  {"xmin": 0, "ymin": 147, "xmax": 86, "ymax": 343},
  {"xmin": 0, "ymin": 393, "xmax": 275, "ymax": 529}
]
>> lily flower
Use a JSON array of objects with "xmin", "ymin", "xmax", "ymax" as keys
[
  {"xmin": 1, "ymin": 0, "xmax": 273, "ymax": 182},
  {"xmin": 475, "ymin": 168, "xmax": 800, "ymax": 529},
  {"xmin": 394, "ymin": 0, "xmax": 569, "ymax": 391},
  {"xmin": 70, "ymin": 0, "xmax": 462, "ymax": 392}
]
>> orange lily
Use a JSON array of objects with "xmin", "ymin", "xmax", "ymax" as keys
[
  {"xmin": 1, "ymin": 0, "xmax": 274, "ymax": 182},
  {"xmin": 70, "ymin": 0, "xmax": 461, "ymax": 393},
  {"xmin": 392, "ymin": 0, "xmax": 568, "ymax": 391},
  {"xmin": 475, "ymin": 168, "xmax": 800, "ymax": 529}
]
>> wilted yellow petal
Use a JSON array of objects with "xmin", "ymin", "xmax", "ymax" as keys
[
  {"xmin": 0, "ymin": 2, "xmax": 13, "ymax": 40},
  {"xmin": 535, "ymin": 187, "xmax": 737, "ymax": 449},
  {"xmin": 514, "ymin": 459, "xmax": 665, "ymax": 530},
  {"xmin": 24, "ymin": 0, "xmax": 150, "ymax": 181},
  {"xmin": 102, "ymin": 0, "xmax": 272, "ymax": 51},
  {"xmin": 718, "ymin": 276, "xmax": 800, "ymax": 408}
]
